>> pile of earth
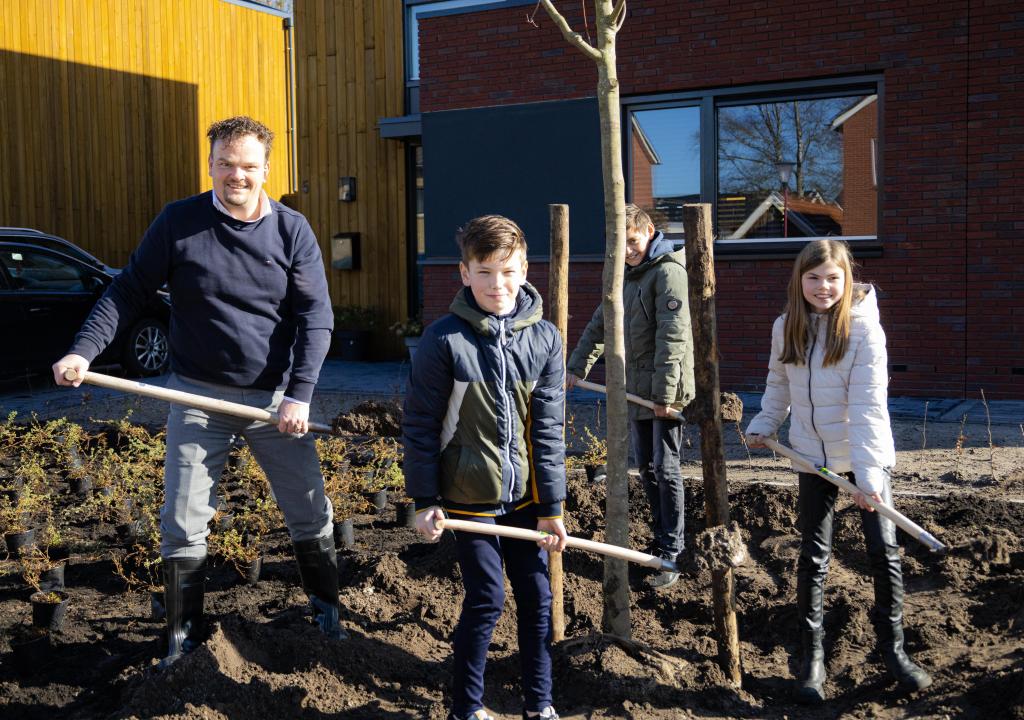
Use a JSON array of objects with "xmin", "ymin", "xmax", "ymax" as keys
[{"xmin": 331, "ymin": 400, "xmax": 403, "ymax": 437}]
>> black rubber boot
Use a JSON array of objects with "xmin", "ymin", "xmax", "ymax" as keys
[
  {"xmin": 862, "ymin": 483, "xmax": 932, "ymax": 692},
  {"xmin": 795, "ymin": 630, "xmax": 826, "ymax": 704},
  {"xmin": 793, "ymin": 472, "xmax": 836, "ymax": 704},
  {"xmin": 160, "ymin": 556, "xmax": 207, "ymax": 669},
  {"xmin": 293, "ymin": 535, "xmax": 347, "ymax": 640},
  {"xmin": 877, "ymin": 623, "xmax": 933, "ymax": 691}
]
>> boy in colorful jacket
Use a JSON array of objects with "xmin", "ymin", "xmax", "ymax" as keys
[
  {"xmin": 402, "ymin": 215, "xmax": 567, "ymax": 720},
  {"xmin": 567, "ymin": 203, "xmax": 695, "ymax": 589}
]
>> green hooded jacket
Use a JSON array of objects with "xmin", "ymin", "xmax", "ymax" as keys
[{"xmin": 566, "ymin": 232, "xmax": 695, "ymax": 420}]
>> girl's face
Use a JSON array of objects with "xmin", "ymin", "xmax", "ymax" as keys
[{"xmin": 801, "ymin": 260, "xmax": 846, "ymax": 313}]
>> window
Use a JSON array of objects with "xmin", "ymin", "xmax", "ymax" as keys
[
  {"xmin": 626, "ymin": 79, "xmax": 880, "ymax": 246},
  {"xmin": 0, "ymin": 249, "xmax": 91, "ymax": 292},
  {"xmin": 629, "ymin": 106, "xmax": 700, "ymax": 238}
]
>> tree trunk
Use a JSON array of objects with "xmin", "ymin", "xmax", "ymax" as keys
[
  {"xmin": 682, "ymin": 204, "xmax": 743, "ymax": 686},
  {"xmin": 540, "ymin": 0, "xmax": 630, "ymax": 639},
  {"xmin": 547, "ymin": 203, "xmax": 570, "ymax": 643},
  {"xmin": 594, "ymin": 0, "xmax": 630, "ymax": 639}
]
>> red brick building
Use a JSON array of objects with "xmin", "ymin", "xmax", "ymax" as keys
[{"xmin": 395, "ymin": 0, "xmax": 1023, "ymax": 399}]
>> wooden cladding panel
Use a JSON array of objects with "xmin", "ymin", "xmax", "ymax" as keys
[
  {"xmin": 293, "ymin": 0, "xmax": 408, "ymax": 344},
  {"xmin": 0, "ymin": 0, "xmax": 288, "ymax": 267}
]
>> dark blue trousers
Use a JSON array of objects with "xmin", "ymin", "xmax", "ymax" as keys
[
  {"xmin": 631, "ymin": 417, "xmax": 685, "ymax": 558},
  {"xmin": 451, "ymin": 507, "xmax": 553, "ymax": 718}
]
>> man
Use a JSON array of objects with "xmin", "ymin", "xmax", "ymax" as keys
[
  {"xmin": 566, "ymin": 204, "xmax": 695, "ymax": 589},
  {"xmin": 53, "ymin": 116, "xmax": 341, "ymax": 666}
]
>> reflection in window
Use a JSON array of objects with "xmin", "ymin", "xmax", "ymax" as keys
[
  {"xmin": 629, "ymin": 106, "xmax": 700, "ymax": 238},
  {"xmin": 717, "ymin": 94, "xmax": 877, "ymax": 240},
  {"xmin": 0, "ymin": 250, "xmax": 88, "ymax": 292}
]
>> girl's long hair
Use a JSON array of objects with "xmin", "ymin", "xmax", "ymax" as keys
[{"xmin": 780, "ymin": 239, "xmax": 856, "ymax": 367}]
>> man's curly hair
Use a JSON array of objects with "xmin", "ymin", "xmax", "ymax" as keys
[{"xmin": 206, "ymin": 116, "xmax": 274, "ymax": 159}]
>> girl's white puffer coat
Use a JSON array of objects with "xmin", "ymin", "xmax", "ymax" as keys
[{"xmin": 746, "ymin": 284, "xmax": 895, "ymax": 495}]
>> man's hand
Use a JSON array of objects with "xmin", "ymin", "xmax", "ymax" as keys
[
  {"xmin": 414, "ymin": 506, "xmax": 445, "ymax": 542},
  {"xmin": 566, "ymin": 373, "xmax": 581, "ymax": 391},
  {"xmin": 277, "ymin": 399, "xmax": 310, "ymax": 435},
  {"xmin": 854, "ymin": 491, "xmax": 883, "ymax": 512},
  {"xmin": 53, "ymin": 354, "xmax": 90, "ymax": 387},
  {"xmin": 745, "ymin": 432, "xmax": 768, "ymax": 449},
  {"xmin": 537, "ymin": 517, "xmax": 568, "ymax": 553},
  {"xmin": 654, "ymin": 403, "xmax": 672, "ymax": 419}
]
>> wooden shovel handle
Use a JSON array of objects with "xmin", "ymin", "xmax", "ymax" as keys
[
  {"xmin": 761, "ymin": 437, "xmax": 945, "ymax": 553},
  {"xmin": 436, "ymin": 516, "xmax": 678, "ymax": 571},
  {"xmin": 573, "ymin": 378, "xmax": 685, "ymax": 422},
  {"xmin": 63, "ymin": 369, "xmax": 336, "ymax": 435}
]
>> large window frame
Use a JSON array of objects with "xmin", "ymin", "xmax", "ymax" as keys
[{"xmin": 625, "ymin": 75, "xmax": 884, "ymax": 258}]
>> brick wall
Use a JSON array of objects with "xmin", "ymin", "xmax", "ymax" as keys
[{"xmin": 418, "ymin": 1, "xmax": 1023, "ymax": 398}]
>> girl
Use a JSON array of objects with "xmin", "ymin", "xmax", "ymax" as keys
[{"xmin": 745, "ymin": 240, "xmax": 932, "ymax": 704}]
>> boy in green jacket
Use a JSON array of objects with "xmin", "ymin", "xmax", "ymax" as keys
[{"xmin": 567, "ymin": 204, "xmax": 694, "ymax": 589}]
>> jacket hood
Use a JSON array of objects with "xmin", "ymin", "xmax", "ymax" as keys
[
  {"xmin": 628, "ymin": 231, "xmax": 683, "ymax": 277},
  {"xmin": 850, "ymin": 283, "xmax": 880, "ymax": 323},
  {"xmin": 450, "ymin": 281, "xmax": 544, "ymax": 336}
]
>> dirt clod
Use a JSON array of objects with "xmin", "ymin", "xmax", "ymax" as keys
[{"xmin": 330, "ymin": 400, "xmax": 403, "ymax": 437}]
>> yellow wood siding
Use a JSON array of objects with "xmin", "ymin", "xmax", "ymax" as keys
[
  {"xmin": 293, "ymin": 0, "xmax": 408, "ymax": 352},
  {"xmin": 0, "ymin": 0, "xmax": 289, "ymax": 267}
]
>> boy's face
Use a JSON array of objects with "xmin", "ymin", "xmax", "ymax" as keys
[
  {"xmin": 459, "ymin": 248, "xmax": 528, "ymax": 316},
  {"xmin": 625, "ymin": 221, "xmax": 657, "ymax": 267}
]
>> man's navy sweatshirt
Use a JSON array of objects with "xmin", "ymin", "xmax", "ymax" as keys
[{"xmin": 69, "ymin": 192, "xmax": 333, "ymax": 403}]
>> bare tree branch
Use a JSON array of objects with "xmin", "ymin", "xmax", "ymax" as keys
[
  {"xmin": 539, "ymin": 0, "xmax": 602, "ymax": 61},
  {"xmin": 612, "ymin": 0, "xmax": 627, "ymax": 32}
]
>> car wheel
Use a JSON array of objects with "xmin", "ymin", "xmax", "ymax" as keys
[{"xmin": 123, "ymin": 318, "xmax": 170, "ymax": 377}]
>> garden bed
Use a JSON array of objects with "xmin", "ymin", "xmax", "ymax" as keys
[{"xmin": 0, "ymin": 405, "xmax": 1022, "ymax": 719}]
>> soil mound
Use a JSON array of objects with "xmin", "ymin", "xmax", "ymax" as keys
[{"xmin": 331, "ymin": 400, "xmax": 403, "ymax": 437}]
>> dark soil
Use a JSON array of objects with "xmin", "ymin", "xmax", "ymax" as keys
[
  {"xmin": 3, "ymin": 401, "xmax": 1024, "ymax": 720},
  {"xmin": 2, "ymin": 469, "xmax": 1023, "ymax": 719},
  {"xmin": 331, "ymin": 401, "xmax": 403, "ymax": 438}
]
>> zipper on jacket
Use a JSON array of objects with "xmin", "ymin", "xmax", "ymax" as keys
[
  {"xmin": 498, "ymin": 318, "xmax": 515, "ymax": 502},
  {"xmin": 806, "ymin": 321, "xmax": 828, "ymax": 465},
  {"xmin": 637, "ymin": 287, "xmax": 650, "ymax": 320}
]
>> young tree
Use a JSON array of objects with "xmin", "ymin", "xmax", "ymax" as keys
[{"xmin": 538, "ymin": 0, "xmax": 631, "ymax": 638}]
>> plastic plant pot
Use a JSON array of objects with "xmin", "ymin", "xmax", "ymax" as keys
[
  {"xmin": 243, "ymin": 556, "xmax": 263, "ymax": 586},
  {"xmin": 396, "ymin": 502, "xmax": 417, "ymax": 529},
  {"xmin": 334, "ymin": 518, "xmax": 355, "ymax": 550},
  {"xmin": 31, "ymin": 590, "xmax": 70, "ymax": 632},
  {"xmin": 38, "ymin": 562, "xmax": 66, "ymax": 592},
  {"xmin": 151, "ymin": 589, "xmax": 166, "ymax": 621},
  {"xmin": 4, "ymin": 528, "xmax": 37, "ymax": 560},
  {"xmin": 364, "ymin": 489, "xmax": 388, "ymax": 513},
  {"xmin": 585, "ymin": 464, "xmax": 607, "ymax": 483},
  {"xmin": 69, "ymin": 475, "xmax": 93, "ymax": 495}
]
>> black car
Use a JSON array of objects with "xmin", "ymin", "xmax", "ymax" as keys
[
  {"xmin": 0, "ymin": 235, "xmax": 170, "ymax": 378},
  {"xmin": 0, "ymin": 227, "xmax": 118, "ymax": 275}
]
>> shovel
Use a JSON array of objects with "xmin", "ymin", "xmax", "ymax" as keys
[
  {"xmin": 573, "ymin": 378, "xmax": 686, "ymax": 421},
  {"xmin": 63, "ymin": 369, "xmax": 339, "ymax": 435},
  {"xmin": 760, "ymin": 437, "xmax": 946, "ymax": 553},
  {"xmin": 434, "ymin": 516, "xmax": 679, "ymax": 572}
]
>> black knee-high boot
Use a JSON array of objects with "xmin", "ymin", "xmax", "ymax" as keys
[
  {"xmin": 863, "ymin": 489, "xmax": 932, "ymax": 691},
  {"xmin": 293, "ymin": 535, "xmax": 347, "ymax": 640},
  {"xmin": 794, "ymin": 473, "xmax": 837, "ymax": 704},
  {"xmin": 160, "ymin": 556, "xmax": 207, "ymax": 668}
]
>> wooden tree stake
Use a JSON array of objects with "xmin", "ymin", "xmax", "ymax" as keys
[
  {"xmin": 548, "ymin": 203, "xmax": 570, "ymax": 643},
  {"xmin": 682, "ymin": 203, "xmax": 743, "ymax": 687}
]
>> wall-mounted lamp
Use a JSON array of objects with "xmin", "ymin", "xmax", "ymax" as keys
[
  {"xmin": 338, "ymin": 176, "xmax": 356, "ymax": 202},
  {"xmin": 331, "ymin": 232, "xmax": 361, "ymax": 270}
]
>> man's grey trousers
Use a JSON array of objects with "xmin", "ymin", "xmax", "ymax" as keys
[{"xmin": 160, "ymin": 373, "xmax": 333, "ymax": 560}]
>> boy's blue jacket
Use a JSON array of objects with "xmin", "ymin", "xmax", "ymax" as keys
[{"xmin": 402, "ymin": 282, "xmax": 566, "ymax": 518}]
